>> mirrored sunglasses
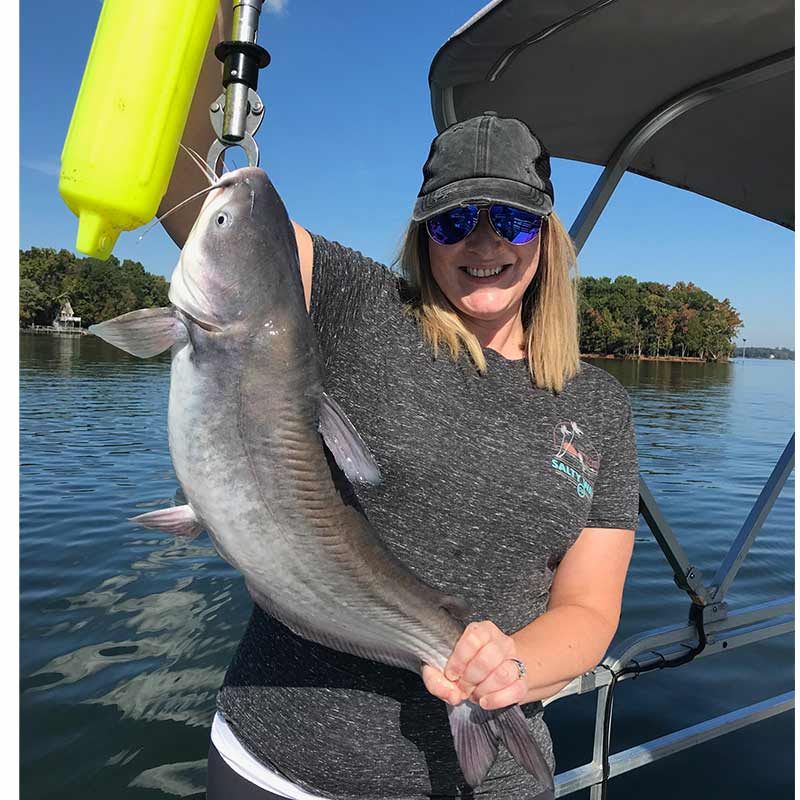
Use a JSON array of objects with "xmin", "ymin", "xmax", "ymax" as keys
[{"xmin": 426, "ymin": 203, "xmax": 545, "ymax": 246}]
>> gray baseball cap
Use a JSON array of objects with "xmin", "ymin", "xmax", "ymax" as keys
[{"xmin": 412, "ymin": 112, "xmax": 554, "ymax": 223}]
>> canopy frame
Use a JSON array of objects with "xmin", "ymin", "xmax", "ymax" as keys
[
  {"xmin": 564, "ymin": 54, "xmax": 796, "ymax": 795},
  {"xmin": 568, "ymin": 48, "xmax": 794, "ymax": 251}
]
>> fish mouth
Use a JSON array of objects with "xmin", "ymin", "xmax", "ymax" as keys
[
  {"xmin": 168, "ymin": 249, "xmax": 227, "ymax": 333},
  {"xmin": 200, "ymin": 167, "xmax": 265, "ymax": 207}
]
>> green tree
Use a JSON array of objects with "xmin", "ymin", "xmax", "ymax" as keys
[
  {"xmin": 19, "ymin": 248, "xmax": 78, "ymax": 324},
  {"xmin": 19, "ymin": 278, "xmax": 47, "ymax": 324},
  {"xmin": 19, "ymin": 248, "xmax": 170, "ymax": 327},
  {"xmin": 577, "ymin": 275, "xmax": 742, "ymax": 361},
  {"xmin": 609, "ymin": 276, "xmax": 640, "ymax": 356}
]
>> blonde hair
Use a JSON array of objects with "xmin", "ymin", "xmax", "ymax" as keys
[{"xmin": 395, "ymin": 212, "xmax": 580, "ymax": 393}]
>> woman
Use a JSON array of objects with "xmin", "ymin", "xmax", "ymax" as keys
[{"xmin": 165, "ymin": 112, "xmax": 638, "ymax": 800}]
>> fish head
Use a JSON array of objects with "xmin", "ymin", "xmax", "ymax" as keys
[{"xmin": 169, "ymin": 167, "xmax": 300, "ymax": 332}]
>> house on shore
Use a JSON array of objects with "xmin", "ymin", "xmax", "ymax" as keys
[{"xmin": 53, "ymin": 298, "xmax": 82, "ymax": 332}]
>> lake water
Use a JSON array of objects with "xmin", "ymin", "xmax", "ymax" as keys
[{"xmin": 20, "ymin": 334, "xmax": 794, "ymax": 799}]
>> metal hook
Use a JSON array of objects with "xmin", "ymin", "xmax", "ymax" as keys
[
  {"xmin": 206, "ymin": 89, "xmax": 265, "ymax": 170},
  {"xmin": 207, "ymin": 133, "xmax": 260, "ymax": 173}
]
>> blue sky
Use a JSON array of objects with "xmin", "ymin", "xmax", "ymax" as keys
[{"xmin": 19, "ymin": 0, "xmax": 795, "ymax": 348}]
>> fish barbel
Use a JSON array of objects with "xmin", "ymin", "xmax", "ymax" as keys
[{"xmin": 90, "ymin": 167, "xmax": 553, "ymax": 794}]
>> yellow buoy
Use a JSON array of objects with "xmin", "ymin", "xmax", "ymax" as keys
[{"xmin": 59, "ymin": 0, "xmax": 218, "ymax": 259}]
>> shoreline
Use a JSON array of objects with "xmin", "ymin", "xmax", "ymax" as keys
[
  {"xmin": 20, "ymin": 326, "xmax": 88, "ymax": 336},
  {"xmin": 581, "ymin": 354, "xmax": 712, "ymax": 363}
]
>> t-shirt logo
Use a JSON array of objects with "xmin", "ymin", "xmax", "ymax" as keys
[{"xmin": 551, "ymin": 421, "xmax": 600, "ymax": 498}]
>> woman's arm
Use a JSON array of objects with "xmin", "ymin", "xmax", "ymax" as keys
[
  {"xmin": 157, "ymin": 2, "xmax": 230, "ymax": 250},
  {"xmin": 422, "ymin": 526, "xmax": 635, "ymax": 708},
  {"xmin": 293, "ymin": 222, "xmax": 314, "ymax": 311}
]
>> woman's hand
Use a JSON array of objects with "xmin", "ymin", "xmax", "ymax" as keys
[
  {"xmin": 421, "ymin": 621, "xmax": 528, "ymax": 710},
  {"xmin": 422, "ymin": 528, "xmax": 635, "ymax": 709}
]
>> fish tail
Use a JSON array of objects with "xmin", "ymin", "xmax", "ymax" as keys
[{"xmin": 447, "ymin": 701, "xmax": 554, "ymax": 796}]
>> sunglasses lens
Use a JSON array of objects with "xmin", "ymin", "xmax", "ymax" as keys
[
  {"xmin": 489, "ymin": 205, "xmax": 543, "ymax": 244},
  {"xmin": 426, "ymin": 206, "xmax": 478, "ymax": 245}
]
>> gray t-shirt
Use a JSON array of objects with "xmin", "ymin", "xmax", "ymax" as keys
[{"xmin": 218, "ymin": 234, "xmax": 639, "ymax": 800}]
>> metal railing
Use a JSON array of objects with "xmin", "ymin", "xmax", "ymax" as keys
[
  {"xmin": 547, "ymin": 46, "xmax": 797, "ymax": 794},
  {"xmin": 542, "ymin": 432, "xmax": 794, "ymax": 797},
  {"xmin": 545, "ymin": 594, "xmax": 794, "ymax": 796}
]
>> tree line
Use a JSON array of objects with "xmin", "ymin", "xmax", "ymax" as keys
[
  {"xmin": 733, "ymin": 346, "xmax": 794, "ymax": 360},
  {"xmin": 19, "ymin": 247, "xmax": 170, "ymax": 327},
  {"xmin": 578, "ymin": 276, "xmax": 742, "ymax": 361},
  {"xmin": 20, "ymin": 249, "xmax": 743, "ymax": 361}
]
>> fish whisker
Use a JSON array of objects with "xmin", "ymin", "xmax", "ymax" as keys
[
  {"xmin": 137, "ymin": 184, "xmax": 221, "ymax": 243},
  {"xmin": 179, "ymin": 143, "xmax": 218, "ymax": 187}
]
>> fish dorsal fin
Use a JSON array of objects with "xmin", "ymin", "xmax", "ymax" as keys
[
  {"xmin": 89, "ymin": 307, "xmax": 187, "ymax": 358},
  {"xmin": 318, "ymin": 392, "xmax": 382, "ymax": 486}
]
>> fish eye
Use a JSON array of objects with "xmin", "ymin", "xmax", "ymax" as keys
[{"xmin": 215, "ymin": 211, "xmax": 231, "ymax": 228}]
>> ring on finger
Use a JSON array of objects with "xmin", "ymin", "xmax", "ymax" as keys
[{"xmin": 506, "ymin": 657, "xmax": 527, "ymax": 681}]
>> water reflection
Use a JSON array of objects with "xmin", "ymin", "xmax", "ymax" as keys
[
  {"xmin": 20, "ymin": 335, "xmax": 794, "ymax": 799},
  {"xmin": 25, "ymin": 537, "xmax": 241, "ymax": 729},
  {"xmin": 587, "ymin": 356, "xmax": 735, "ymax": 392},
  {"xmin": 129, "ymin": 759, "xmax": 207, "ymax": 797},
  {"xmin": 20, "ymin": 331, "xmax": 170, "ymax": 377}
]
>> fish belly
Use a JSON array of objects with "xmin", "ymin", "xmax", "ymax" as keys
[{"xmin": 168, "ymin": 345, "xmax": 456, "ymax": 670}]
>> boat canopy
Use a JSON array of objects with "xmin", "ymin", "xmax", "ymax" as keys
[{"xmin": 428, "ymin": 0, "xmax": 794, "ymax": 229}]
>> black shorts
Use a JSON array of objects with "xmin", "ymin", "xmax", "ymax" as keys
[{"xmin": 207, "ymin": 741, "xmax": 293, "ymax": 800}]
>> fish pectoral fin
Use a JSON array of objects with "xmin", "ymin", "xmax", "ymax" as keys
[
  {"xmin": 89, "ymin": 307, "xmax": 187, "ymax": 358},
  {"xmin": 128, "ymin": 504, "xmax": 203, "ymax": 539},
  {"xmin": 318, "ymin": 392, "xmax": 382, "ymax": 485}
]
